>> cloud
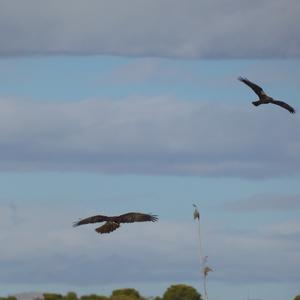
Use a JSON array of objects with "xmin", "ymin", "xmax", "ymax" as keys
[
  {"xmin": 0, "ymin": 203, "xmax": 299, "ymax": 286},
  {"xmin": 0, "ymin": 96, "xmax": 299, "ymax": 178},
  {"xmin": 0, "ymin": 203, "xmax": 198, "ymax": 285},
  {"xmin": 0, "ymin": 0, "xmax": 299, "ymax": 58},
  {"xmin": 226, "ymin": 194, "xmax": 300, "ymax": 212},
  {"xmin": 208, "ymin": 221, "xmax": 300, "ymax": 283}
]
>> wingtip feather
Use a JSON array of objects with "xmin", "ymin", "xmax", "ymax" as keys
[
  {"xmin": 150, "ymin": 214, "xmax": 159, "ymax": 222},
  {"xmin": 72, "ymin": 220, "xmax": 80, "ymax": 227}
]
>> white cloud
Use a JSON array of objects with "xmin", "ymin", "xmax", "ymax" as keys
[
  {"xmin": 260, "ymin": 220, "xmax": 300, "ymax": 239},
  {"xmin": 226, "ymin": 194, "xmax": 300, "ymax": 212},
  {"xmin": 0, "ymin": 0, "xmax": 299, "ymax": 58},
  {"xmin": 0, "ymin": 203, "xmax": 299, "ymax": 286},
  {"xmin": 209, "ymin": 226, "xmax": 300, "ymax": 283},
  {"xmin": 0, "ymin": 96, "xmax": 299, "ymax": 178}
]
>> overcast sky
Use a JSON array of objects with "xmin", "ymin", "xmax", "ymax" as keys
[
  {"xmin": 0, "ymin": 2, "xmax": 299, "ymax": 300},
  {"xmin": 0, "ymin": 0, "xmax": 299, "ymax": 58}
]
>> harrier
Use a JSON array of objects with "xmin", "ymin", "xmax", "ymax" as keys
[
  {"xmin": 73, "ymin": 212, "xmax": 158, "ymax": 234},
  {"xmin": 238, "ymin": 77, "xmax": 295, "ymax": 113}
]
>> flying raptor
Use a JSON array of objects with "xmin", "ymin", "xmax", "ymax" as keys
[
  {"xmin": 73, "ymin": 212, "xmax": 158, "ymax": 234},
  {"xmin": 238, "ymin": 77, "xmax": 295, "ymax": 113}
]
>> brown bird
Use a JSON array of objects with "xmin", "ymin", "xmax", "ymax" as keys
[
  {"xmin": 73, "ymin": 212, "xmax": 158, "ymax": 234},
  {"xmin": 238, "ymin": 77, "xmax": 295, "ymax": 113}
]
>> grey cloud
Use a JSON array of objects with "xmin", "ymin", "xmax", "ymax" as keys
[
  {"xmin": 0, "ymin": 203, "xmax": 198, "ymax": 285},
  {"xmin": 0, "ymin": 97, "xmax": 299, "ymax": 178},
  {"xmin": 0, "ymin": 204, "xmax": 299, "ymax": 286},
  {"xmin": 0, "ymin": 0, "xmax": 299, "ymax": 58},
  {"xmin": 209, "ymin": 228, "xmax": 300, "ymax": 284},
  {"xmin": 226, "ymin": 194, "xmax": 300, "ymax": 212},
  {"xmin": 0, "ymin": 203, "xmax": 26, "ymax": 229}
]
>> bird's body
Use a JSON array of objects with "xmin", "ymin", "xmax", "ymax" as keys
[
  {"xmin": 238, "ymin": 77, "xmax": 295, "ymax": 113},
  {"xmin": 73, "ymin": 212, "xmax": 158, "ymax": 234}
]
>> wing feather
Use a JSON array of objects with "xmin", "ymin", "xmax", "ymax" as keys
[
  {"xmin": 271, "ymin": 100, "xmax": 295, "ymax": 113},
  {"xmin": 73, "ymin": 215, "xmax": 109, "ymax": 227},
  {"xmin": 238, "ymin": 77, "xmax": 265, "ymax": 97},
  {"xmin": 117, "ymin": 212, "xmax": 158, "ymax": 223}
]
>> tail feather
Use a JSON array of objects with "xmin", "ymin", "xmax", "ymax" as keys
[{"xmin": 95, "ymin": 221, "xmax": 120, "ymax": 234}]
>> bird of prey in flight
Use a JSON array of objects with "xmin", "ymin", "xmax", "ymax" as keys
[
  {"xmin": 238, "ymin": 77, "xmax": 295, "ymax": 113},
  {"xmin": 73, "ymin": 212, "xmax": 158, "ymax": 234}
]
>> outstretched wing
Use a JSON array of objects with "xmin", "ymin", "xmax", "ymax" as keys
[
  {"xmin": 73, "ymin": 214, "xmax": 109, "ymax": 227},
  {"xmin": 117, "ymin": 212, "xmax": 158, "ymax": 223},
  {"xmin": 95, "ymin": 221, "xmax": 120, "ymax": 234},
  {"xmin": 271, "ymin": 100, "xmax": 295, "ymax": 113},
  {"xmin": 238, "ymin": 77, "xmax": 266, "ymax": 98}
]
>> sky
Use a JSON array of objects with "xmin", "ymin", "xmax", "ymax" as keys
[{"xmin": 0, "ymin": 1, "xmax": 299, "ymax": 300}]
